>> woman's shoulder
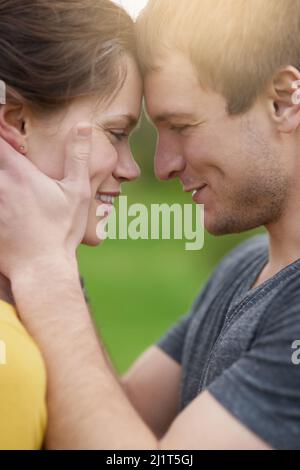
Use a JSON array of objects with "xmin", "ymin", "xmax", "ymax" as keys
[{"xmin": 0, "ymin": 299, "xmax": 47, "ymax": 450}]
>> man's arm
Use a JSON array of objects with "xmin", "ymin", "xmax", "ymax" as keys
[
  {"xmin": 11, "ymin": 261, "xmax": 270, "ymax": 450},
  {"xmin": 100, "ymin": 339, "xmax": 181, "ymax": 438},
  {"xmin": 160, "ymin": 390, "xmax": 271, "ymax": 450},
  {"xmin": 94, "ymin": 309, "xmax": 181, "ymax": 439},
  {"xmin": 121, "ymin": 347, "xmax": 181, "ymax": 439}
]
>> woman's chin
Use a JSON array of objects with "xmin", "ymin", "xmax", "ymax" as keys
[{"xmin": 81, "ymin": 232, "xmax": 105, "ymax": 247}]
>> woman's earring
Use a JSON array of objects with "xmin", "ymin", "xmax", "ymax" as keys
[{"xmin": 19, "ymin": 144, "xmax": 26, "ymax": 154}]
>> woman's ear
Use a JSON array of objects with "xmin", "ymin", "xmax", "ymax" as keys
[
  {"xmin": 0, "ymin": 103, "xmax": 28, "ymax": 154},
  {"xmin": 268, "ymin": 66, "xmax": 300, "ymax": 134}
]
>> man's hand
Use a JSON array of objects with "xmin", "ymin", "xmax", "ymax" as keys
[{"xmin": 0, "ymin": 123, "xmax": 92, "ymax": 279}]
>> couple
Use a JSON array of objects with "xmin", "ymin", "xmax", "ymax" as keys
[{"xmin": 0, "ymin": 0, "xmax": 300, "ymax": 450}]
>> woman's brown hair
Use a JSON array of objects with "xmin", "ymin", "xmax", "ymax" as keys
[{"xmin": 0, "ymin": 0, "xmax": 137, "ymax": 113}]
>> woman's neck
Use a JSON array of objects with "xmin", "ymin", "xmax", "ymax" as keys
[{"xmin": 0, "ymin": 273, "xmax": 14, "ymax": 305}]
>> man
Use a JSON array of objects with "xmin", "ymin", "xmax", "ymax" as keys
[{"xmin": 0, "ymin": 0, "xmax": 300, "ymax": 449}]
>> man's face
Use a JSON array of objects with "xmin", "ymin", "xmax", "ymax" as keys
[{"xmin": 144, "ymin": 52, "xmax": 291, "ymax": 235}]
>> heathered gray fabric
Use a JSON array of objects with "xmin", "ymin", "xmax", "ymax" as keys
[{"xmin": 157, "ymin": 234, "xmax": 300, "ymax": 450}]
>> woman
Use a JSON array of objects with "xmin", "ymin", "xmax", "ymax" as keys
[{"xmin": 0, "ymin": 0, "xmax": 142, "ymax": 449}]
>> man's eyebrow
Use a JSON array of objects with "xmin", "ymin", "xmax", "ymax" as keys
[{"xmin": 152, "ymin": 112, "xmax": 196, "ymax": 124}]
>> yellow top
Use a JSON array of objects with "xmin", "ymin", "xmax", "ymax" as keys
[{"xmin": 0, "ymin": 300, "xmax": 47, "ymax": 450}]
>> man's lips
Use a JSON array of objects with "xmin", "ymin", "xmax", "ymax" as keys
[
  {"xmin": 182, "ymin": 183, "xmax": 208, "ymax": 202},
  {"xmin": 183, "ymin": 183, "xmax": 207, "ymax": 193},
  {"xmin": 192, "ymin": 184, "xmax": 208, "ymax": 203},
  {"xmin": 183, "ymin": 182, "xmax": 207, "ymax": 193}
]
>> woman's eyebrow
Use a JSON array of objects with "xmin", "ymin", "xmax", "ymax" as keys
[{"xmin": 103, "ymin": 114, "xmax": 139, "ymax": 128}]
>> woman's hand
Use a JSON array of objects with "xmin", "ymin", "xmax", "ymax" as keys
[{"xmin": 0, "ymin": 122, "xmax": 92, "ymax": 280}]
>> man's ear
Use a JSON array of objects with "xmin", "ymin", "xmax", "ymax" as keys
[
  {"xmin": 0, "ymin": 103, "xmax": 28, "ymax": 154},
  {"xmin": 268, "ymin": 66, "xmax": 300, "ymax": 134}
]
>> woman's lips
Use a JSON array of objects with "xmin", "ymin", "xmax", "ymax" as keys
[
  {"xmin": 94, "ymin": 193, "xmax": 120, "ymax": 220},
  {"xmin": 95, "ymin": 191, "xmax": 121, "ymax": 205},
  {"xmin": 95, "ymin": 194, "xmax": 115, "ymax": 204}
]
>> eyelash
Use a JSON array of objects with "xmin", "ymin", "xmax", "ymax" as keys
[
  {"xmin": 169, "ymin": 125, "xmax": 190, "ymax": 133},
  {"xmin": 109, "ymin": 130, "xmax": 129, "ymax": 142}
]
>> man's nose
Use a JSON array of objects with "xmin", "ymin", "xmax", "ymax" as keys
[
  {"xmin": 113, "ymin": 150, "xmax": 141, "ymax": 183},
  {"xmin": 154, "ymin": 141, "xmax": 185, "ymax": 181}
]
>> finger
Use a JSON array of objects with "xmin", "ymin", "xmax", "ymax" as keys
[{"xmin": 63, "ymin": 122, "xmax": 92, "ymax": 183}]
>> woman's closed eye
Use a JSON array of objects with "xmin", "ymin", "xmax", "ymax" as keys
[
  {"xmin": 108, "ymin": 129, "xmax": 129, "ymax": 142},
  {"xmin": 94, "ymin": 122, "xmax": 129, "ymax": 143}
]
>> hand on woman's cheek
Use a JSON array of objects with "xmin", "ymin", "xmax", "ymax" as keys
[
  {"xmin": 25, "ymin": 102, "xmax": 120, "ymax": 247},
  {"xmin": 26, "ymin": 124, "xmax": 68, "ymax": 180},
  {"xmin": 25, "ymin": 101, "xmax": 95, "ymax": 180}
]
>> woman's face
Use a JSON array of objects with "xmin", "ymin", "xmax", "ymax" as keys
[{"xmin": 23, "ymin": 57, "xmax": 143, "ymax": 245}]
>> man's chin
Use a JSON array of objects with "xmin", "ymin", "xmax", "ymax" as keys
[
  {"xmin": 203, "ymin": 213, "xmax": 228, "ymax": 236},
  {"xmin": 204, "ymin": 212, "xmax": 241, "ymax": 236},
  {"xmin": 205, "ymin": 224, "xmax": 231, "ymax": 236},
  {"xmin": 205, "ymin": 214, "xmax": 263, "ymax": 236}
]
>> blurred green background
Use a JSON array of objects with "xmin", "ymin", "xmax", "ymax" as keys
[{"xmin": 77, "ymin": 113, "xmax": 263, "ymax": 374}]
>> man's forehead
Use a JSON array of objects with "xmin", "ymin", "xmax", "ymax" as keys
[
  {"xmin": 144, "ymin": 53, "xmax": 201, "ymax": 120},
  {"xmin": 144, "ymin": 52, "xmax": 199, "ymax": 90}
]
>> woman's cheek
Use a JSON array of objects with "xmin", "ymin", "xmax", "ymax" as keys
[
  {"xmin": 27, "ymin": 134, "xmax": 66, "ymax": 179},
  {"xmin": 90, "ymin": 132, "xmax": 118, "ymax": 174}
]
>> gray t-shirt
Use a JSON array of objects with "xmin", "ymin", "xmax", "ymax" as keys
[{"xmin": 157, "ymin": 234, "xmax": 300, "ymax": 450}]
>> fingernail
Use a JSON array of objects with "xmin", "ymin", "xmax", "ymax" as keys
[{"xmin": 76, "ymin": 125, "xmax": 92, "ymax": 138}]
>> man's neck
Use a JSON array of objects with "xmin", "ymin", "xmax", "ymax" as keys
[{"xmin": 254, "ymin": 204, "xmax": 300, "ymax": 289}]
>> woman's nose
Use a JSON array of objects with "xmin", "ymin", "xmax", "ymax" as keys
[{"xmin": 113, "ymin": 152, "xmax": 141, "ymax": 183}]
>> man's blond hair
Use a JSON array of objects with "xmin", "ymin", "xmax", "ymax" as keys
[{"xmin": 136, "ymin": 0, "xmax": 300, "ymax": 114}]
